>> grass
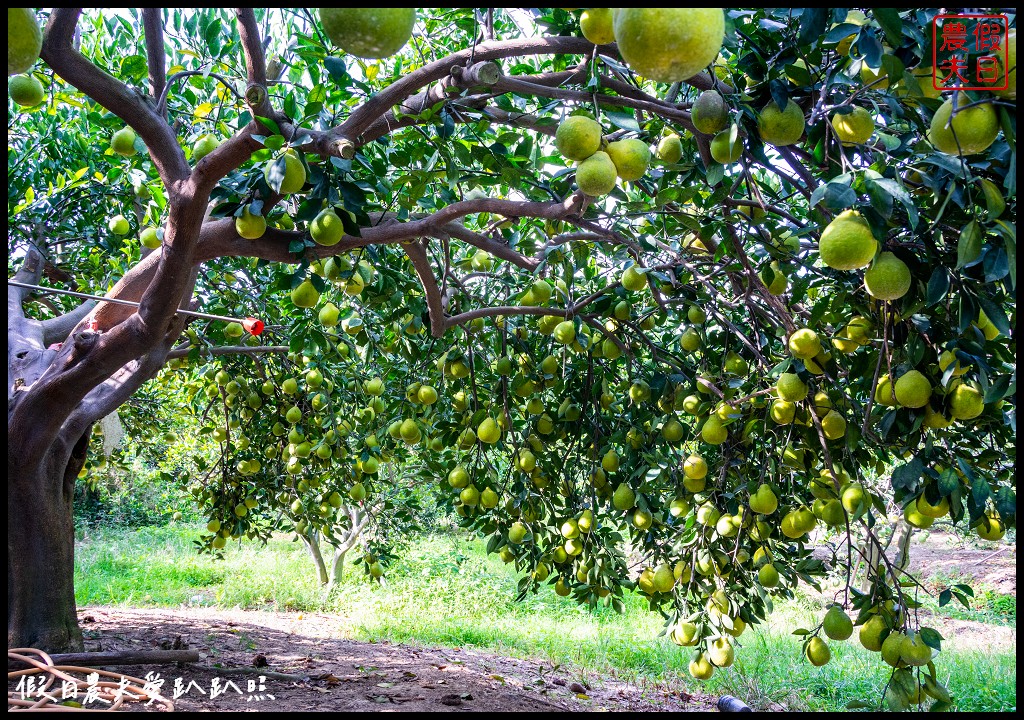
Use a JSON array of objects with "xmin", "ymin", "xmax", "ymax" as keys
[
  {"xmin": 914, "ymin": 570, "xmax": 1017, "ymax": 627},
  {"xmin": 75, "ymin": 524, "xmax": 1016, "ymax": 712}
]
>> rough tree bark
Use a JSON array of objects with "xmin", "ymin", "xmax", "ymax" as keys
[{"xmin": 7, "ymin": 428, "xmax": 89, "ymax": 652}]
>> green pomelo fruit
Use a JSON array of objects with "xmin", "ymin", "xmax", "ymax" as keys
[
  {"xmin": 692, "ymin": 90, "xmax": 728, "ymax": 134},
  {"xmin": 9, "ymin": 8, "xmax": 42, "ymax": 76},
  {"xmin": 193, "ymin": 133, "xmax": 221, "ymax": 162},
  {"xmin": 265, "ymin": 149, "xmax": 306, "ymax": 194},
  {"xmin": 656, "ymin": 133, "xmax": 683, "ymax": 163},
  {"xmin": 580, "ymin": 8, "xmax": 615, "ymax": 45},
  {"xmin": 9, "ymin": 73, "xmax": 43, "ymax": 107},
  {"xmin": 758, "ymin": 99, "xmax": 805, "ymax": 146},
  {"xmin": 576, "ymin": 150, "xmax": 617, "ymax": 196},
  {"xmin": 236, "ymin": 207, "xmax": 267, "ymax": 240},
  {"xmin": 606, "ymin": 138, "xmax": 651, "ymax": 181},
  {"xmin": 611, "ymin": 9, "xmax": 725, "ymax": 83},
  {"xmin": 140, "ymin": 226, "xmax": 161, "ymax": 250},
  {"xmin": 894, "ymin": 370, "xmax": 931, "ymax": 408},
  {"xmin": 111, "ymin": 127, "xmax": 138, "ymax": 157},
  {"xmin": 710, "ymin": 128, "xmax": 743, "ymax": 163},
  {"xmin": 819, "ymin": 210, "xmax": 877, "ymax": 270},
  {"xmin": 319, "ymin": 8, "xmax": 416, "ymax": 59},
  {"xmin": 928, "ymin": 97, "xmax": 999, "ymax": 156},
  {"xmin": 555, "ymin": 115, "xmax": 603, "ymax": 161},
  {"xmin": 311, "ymin": 208, "xmax": 345, "ymax": 246},
  {"xmin": 948, "ymin": 381, "xmax": 984, "ymax": 420},
  {"xmin": 290, "ymin": 279, "xmax": 320, "ymax": 308},
  {"xmin": 864, "ymin": 252, "xmax": 911, "ymax": 300},
  {"xmin": 831, "ymin": 106, "xmax": 874, "ymax": 145}
]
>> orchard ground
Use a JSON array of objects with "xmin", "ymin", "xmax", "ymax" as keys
[{"xmin": 60, "ymin": 526, "xmax": 1015, "ymax": 712}]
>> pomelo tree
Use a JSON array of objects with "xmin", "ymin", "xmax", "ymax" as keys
[{"xmin": 7, "ymin": 8, "xmax": 1015, "ymax": 708}]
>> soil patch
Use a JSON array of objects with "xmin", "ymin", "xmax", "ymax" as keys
[{"xmin": 16, "ymin": 607, "xmax": 718, "ymax": 712}]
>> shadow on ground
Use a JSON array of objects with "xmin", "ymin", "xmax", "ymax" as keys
[{"xmin": 42, "ymin": 607, "xmax": 717, "ymax": 712}]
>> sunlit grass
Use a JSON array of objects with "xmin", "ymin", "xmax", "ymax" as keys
[{"xmin": 75, "ymin": 525, "xmax": 1016, "ymax": 711}]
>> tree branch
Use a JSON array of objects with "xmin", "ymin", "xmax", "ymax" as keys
[
  {"xmin": 8, "ymin": 249, "xmax": 49, "ymax": 407},
  {"xmin": 442, "ymin": 224, "xmax": 540, "ymax": 271},
  {"xmin": 235, "ymin": 8, "xmax": 267, "ymax": 88},
  {"xmin": 359, "ymin": 61, "xmax": 504, "ymax": 143},
  {"xmin": 234, "ymin": 8, "xmax": 272, "ymax": 119},
  {"xmin": 493, "ymin": 75, "xmax": 694, "ymax": 127},
  {"xmin": 404, "ymin": 240, "xmax": 446, "ymax": 337},
  {"xmin": 167, "ymin": 344, "xmax": 288, "ymax": 360},
  {"xmin": 42, "ymin": 300, "xmax": 96, "ymax": 347},
  {"xmin": 337, "ymin": 36, "xmax": 600, "ymax": 142},
  {"xmin": 9, "ymin": 246, "xmax": 45, "ymax": 322},
  {"xmin": 41, "ymin": 8, "xmax": 189, "ymax": 185},
  {"xmin": 142, "ymin": 8, "xmax": 165, "ymax": 100},
  {"xmin": 197, "ymin": 196, "xmax": 586, "ymax": 264}
]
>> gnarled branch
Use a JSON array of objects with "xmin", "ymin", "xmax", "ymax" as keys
[{"xmin": 41, "ymin": 8, "xmax": 189, "ymax": 185}]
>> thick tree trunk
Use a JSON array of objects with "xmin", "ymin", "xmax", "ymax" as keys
[{"xmin": 7, "ymin": 431, "xmax": 88, "ymax": 653}]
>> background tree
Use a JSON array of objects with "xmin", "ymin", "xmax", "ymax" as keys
[{"xmin": 7, "ymin": 8, "xmax": 1015, "ymax": 708}]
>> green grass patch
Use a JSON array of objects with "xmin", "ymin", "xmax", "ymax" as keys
[{"xmin": 75, "ymin": 526, "xmax": 1016, "ymax": 712}]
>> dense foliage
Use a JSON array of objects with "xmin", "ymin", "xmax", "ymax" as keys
[{"xmin": 8, "ymin": 8, "xmax": 1015, "ymax": 708}]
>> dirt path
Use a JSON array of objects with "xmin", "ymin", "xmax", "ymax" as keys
[
  {"xmin": 813, "ymin": 530, "xmax": 1016, "ymax": 594},
  {"xmin": 41, "ymin": 607, "xmax": 717, "ymax": 712}
]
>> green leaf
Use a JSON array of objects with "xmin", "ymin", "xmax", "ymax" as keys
[
  {"xmin": 953, "ymin": 583, "xmax": 975, "ymax": 598},
  {"xmin": 977, "ymin": 296, "xmax": 1011, "ymax": 336},
  {"xmin": 957, "ymin": 293, "xmax": 977, "ymax": 334},
  {"xmin": 994, "ymin": 219, "xmax": 1015, "ymax": 288},
  {"xmin": 925, "ymin": 268, "xmax": 949, "ymax": 306},
  {"xmin": 864, "ymin": 176, "xmax": 893, "ymax": 218},
  {"xmin": 254, "ymin": 116, "xmax": 281, "ymax": 136},
  {"xmin": 203, "ymin": 17, "xmax": 223, "ymax": 56},
  {"xmin": 603, "ymin": 110, "xmax": 640, "ymax": 133},
  {"xmin": 937, "ymin": 468, "xmax": 959, "ymax": 496},
  {"xmin": 983, "ymin": 247, "xmax": 1009, "ymax": 282},
  {"xmin": 821, "ymin": 182, "xmax": 857, "ymax": 212},
  {"xmin": 769, "ymin": 79, "xmax": 789, "ymax": 112},
  {"xmin": 873, "ymin": 9, "xmax": 903, "ymax": 47},
  {"xmin": 706, "ymin": 163, "xmax": 724, "ymax": 186},
  {"xmin": 978, "ymin": 178, "xmax": 1006, "ymax": 217},
  {"xmin": 884, "ymin": 682, "xmax": 910, "ymax": 712},
  {"xmin": 994, "ymin": 486, "xmax": 1016, "ymax": 522},
  {"xmin": 858, "ymin": 31, "xmax": 884, "ymax": 68},
  {"xmin": 824, "ymin": 23, "xmax": 860, "ymax": 43},
  {"xmin": 956, "ymin": 220, "xmax": 982, "ymax": 268},
  {"xmin": 797, "ymin": 8, "xmax": 829, "ymax": 46},
  {"xmin": 324, "ymin": 57, "xmax": 348, "ymax": 85},
  {"xmin": 971, "ymin": 476, "xmax": 992, "ymax": 507},
  {"xmin": 120, "ymin": 54, "xmax": 148, "ymax": 81},
  {"xmin": 919, "ymin": 626, "xmax": 942, "ymax": 651},
  {"xmin": 891, "ymin": 458, "xmax": 923, "ymax": 492},
  {"xmin": 785, "ymin": 62, "xmax": 812, "ymax": 87}
]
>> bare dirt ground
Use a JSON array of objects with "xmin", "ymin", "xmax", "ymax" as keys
[
  {"xmin": 10, "ymin": 533, "xmax": 1012, "ymax": 712},
  {"xmin": 908, "ymin": 541, "xmax": 1016, "ymax": 595},
  {"xmin": 813, "ymin": 530, "xmax": 1016, "ymax": 594},
  {"xmin": 810, "ymin": 530, "xmax": 1016, "ymax": 651},
  {"xmin": 32, "ymin": 607, "xmax": 717, "ymax": 712}
]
